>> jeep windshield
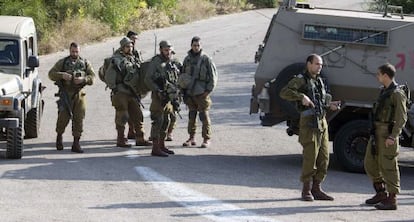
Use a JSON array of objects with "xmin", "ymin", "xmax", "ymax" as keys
[{"xmin": 0, "ymin": 39, "xmax": 19, "ymax": 66}]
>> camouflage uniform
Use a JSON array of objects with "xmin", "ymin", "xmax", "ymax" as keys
[
  {"xmin": 181, "ymin": 50, "xmax": 217, "ymax": 146},
  {"xmin": 49, "ymin": 55, "xmax": 95, "ymax": 151},
  {"xmin": 364, "ymin": 81, "xmax": 407, "ymax": 207}
]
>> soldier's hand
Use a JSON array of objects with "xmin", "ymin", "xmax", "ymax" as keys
[
  {"xmin": 302, "ymin": 95, "xmax": 315, "ymax": 108},
  {"xmin": 73, "ymin": 77, "xmax": 85, "ymax": 85},
  {"xmin": 385, "ymin": 137, "xmax": 395, "ymax": 147},
  {"xmin": 61, "ymin": 72, "xmax": 72, "ymax": 81},
  {"xmin": 329, "ymin": 101, "xmax": 341, "ymax": 111}
]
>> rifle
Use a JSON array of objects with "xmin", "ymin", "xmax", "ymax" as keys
[
  {"xmin": 308, "ymin": 81, "xmax": 323, "ymax": 130},
  {"xmin": 113, "ymin": 59, "xmax": 145, "ymax": 108},
  {"xmin": 54, "ymin": 80, "xmax": 73, "ymax": 118}
]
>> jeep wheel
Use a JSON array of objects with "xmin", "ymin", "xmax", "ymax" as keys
[
  {"xmin": 6, "ymin": 111, "xmax": 24, "ymax": 159},
  {"xmin": 333, "ymin": 120, "xmax": 369, "ymax": 173},
  {"xmin": 25, "ymin": 96, "xmax": 43, "ymax": 138}
]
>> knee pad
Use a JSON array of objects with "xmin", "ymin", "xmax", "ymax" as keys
[
  {"xmin": 199, "ymin": 111, "xmax": 206, "ymax": 122},
  {"xmin": 189, "ymin": 110, "xmax": 197, "ymax": 120}
]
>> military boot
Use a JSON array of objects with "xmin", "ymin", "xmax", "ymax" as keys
[
  {"xmin": 151, "ymin": 138, "xmax": 168, "ymax": 157},
  {"xmin": 183, "ymin": 135, "xmax": 196, "ymax": 146},
  {"xmin": 56, "ymin": 134, "xmax": 63, "ymax": 151},
  {"xmin": 365, "ymin": 182, "xmax": 387, "ymax": 205},
  {"xmin": 136, "ymin": 135, "xmax": 152, "ymax": 146},
  {"xmin": 127, "ymin": 126, "xmax": 135, "ymax": 139},
  {"xmin": 71, "ymin": 136, "xmax": 84, "ymax": 153},
  {"xmin": 117, "ymin": 128, "xmax": 131, "ymax": 148},
  {"xmin": 166, "ymin": 132, "xmax": 173, "ymax": 141},
  {"xmin": 375, "ymin": 193, "xmax": 397, "ymax": 210},
  {"xmin": 311, "ymin": 180, "xmax": 334, "ymax": 201},
  {"xmin": 159, "ymin": 139, "xmax": 174, "ymax": 154},
  {"xmin": 301, "ymin": 181, "xmax": 314, "ymax": 201},
  {"xmin": 200, "ymin": 138, "xmax": 210, "ymax": 148}
]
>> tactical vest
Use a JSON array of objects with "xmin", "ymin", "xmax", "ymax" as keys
[
  {"xmin": 373, "ymin": 82, "xmax": 400, "ymax": 123},
  {"xmin": 297, "ymin": 73, "xmax": 327, "ymax": 117},
  {"xmin": 61, "ymin": 56, "xmax": 87, "ymax": 88}
]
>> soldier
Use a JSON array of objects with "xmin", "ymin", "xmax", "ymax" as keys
[
  {"xmin": 280, "ymin": 54, "xmax": 340, "ymax": 201},
  {"xmin": 49, "ymin": 42, "xmax": 95, "ymax": 153},
  {"xmin": 122, "ymin": 31, "xmax": 151, "ymax": 146},
  {"xmin": 364, "ymin": 63, "xmax": 407, "ymax": 210},
  {"xmin": 145, "ymin": 40, "xmax": 180, "ymax": 157},
  {"xmin": 106, "ymin": 37, "xmax": 149, "ymax": 147},
  {"xmin": 180, "ymin": 36, "xmax": 218, "ymax": 148}
]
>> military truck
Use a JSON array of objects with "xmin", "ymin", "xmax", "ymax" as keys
[
  {"xmin": 0, "ymin": 16, "xmax": 44, "ymax": 159},
  {"xmin": 250, "ymin": 1, "xmax": 414, "ymax": 172}
]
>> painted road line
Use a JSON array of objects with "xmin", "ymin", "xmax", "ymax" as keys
[{"xmin": 135, "ymin": 166, "xmax": 279, "ymax": 222}]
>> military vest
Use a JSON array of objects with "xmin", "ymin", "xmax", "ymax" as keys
[
  {"xmin": 297, "ymin": 73, "xmax": 327, "ymax": 116},
  {"xmin": 373, "ymin": 82, "xmax": 401, "ymax": 123}
]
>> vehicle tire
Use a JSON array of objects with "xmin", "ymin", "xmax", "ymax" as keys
[
  {"xmin": 333, "ymin": 120, "xmax": 369, "ymax": 173},
  {"xmin": 6, "ymin": 111, "xmax": 24, "ymax": 159},
  {"xmin": 273, "ymin": 63, "xmax": 305, "ymax": 119},
  {"xmin": 24, "ymin": 96, "xmax": 43, "ymax": 139}
]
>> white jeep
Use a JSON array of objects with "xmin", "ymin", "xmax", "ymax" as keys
[{"xmin": 0, "ymin": 16, "xmax": 44, "ymax": 159}]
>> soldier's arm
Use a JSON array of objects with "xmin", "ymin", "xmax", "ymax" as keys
[
  {"xmin": 280, "ymin": 77, "xmax": 306, "ymax": 101},
  {"xmin": 84, "ymin": 60, "xmax": 95, "ymax": 85},
  {"xmin": 205, "ymin": 57, "xmax": 218, "ymax": 93},
  {"xmin": 390, "ymin": 91, "xmax": 408, "ymax": 139},
  {"xmin": 48, "ymin": 59, "xmax": 67, "ymax": 81}
]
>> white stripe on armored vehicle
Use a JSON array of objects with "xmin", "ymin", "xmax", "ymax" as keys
[
  {"xmin": 0, "ymin": 16, "xmax": 44, "ymax": 159},
  {"xmin": 250, "ymin": 1, "xmax": 414, "ymax": 172}
]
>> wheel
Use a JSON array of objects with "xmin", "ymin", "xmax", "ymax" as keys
[
  {"xmin": 25, "ymin": 96, "xmax": 43, "ymax": 138},
  {"xmin": 6, "ymin": 111, "xmax": 24, "ymax": 159},
  {"xmin": 333, "ymin": 120, "xmax": 370, "ymax": 173}
]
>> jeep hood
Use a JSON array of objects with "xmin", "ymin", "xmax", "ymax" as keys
[{"xmin": 0, "ymin": 73, "xmax": 22, "ymax": 96}]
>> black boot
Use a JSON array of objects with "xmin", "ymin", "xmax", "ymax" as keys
[
  {"xmin": 311, "ymin": 180, "xmax": 334, "ymax": 201},
  {"xmin": 159, "ymin": 139, "xmax": 174, "ymax": 154},
  {"xmin": 71, "ymin": 136, "xmax": 84, "ymax": 153},
  {"xmin": 301, "ymin": 181, "xmax": 314, "ymax": 201},
  {"xmin": 366, "ymin": 182, "xmax": 387, "ymax": 205},
  {"xmin": 56, "ymin": 134, "xmax": 63, "ymax": 150},
  {"xmin": 375, "ymin": 193, "xmax": 397, "ymax": 210}
]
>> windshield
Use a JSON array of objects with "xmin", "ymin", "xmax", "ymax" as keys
[{"xmin": 0, "ymin": 39, "xmax": 19, "ymax": 66}]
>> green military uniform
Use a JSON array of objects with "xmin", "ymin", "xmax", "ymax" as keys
[
  {"xmin": 364, "ymin": 81, "xmax": 407, "ymax": 194},
  {"xmin": 48, "ymin": 56, "xmax": 95, "ymax": 138},
  {"xmin": 181, "ymin": 50, "xmax": 217, "ymax": 141},
  {"xmin": 145, "ymin": 54, "xmax": 180, "ymax": 141},
  {"xmin": 113, "ymin": 47, "xmax": 147, "ymax": 141},
  {"xmin": 280, "ymin": 72, "xmax": 330, "ymax": 183},
  {"xmin": 106, "ymin": 48, "xmax": 144, "ymax": 146}
]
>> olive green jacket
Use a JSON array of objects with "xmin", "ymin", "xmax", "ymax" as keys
[
  {"xmin": 373, "ymin": 82, "xmax": 407, "ymax": 139},
  {"xmin": 48, "ymin": 56, "xmax": 95, "ymax": 92},
  {"xmin": 145, "ymin": 55, "xmax": 179, "ymax": 93},
  {"xmin": 182, "ymin": 50, "xmax": 217, "ymax": 96}
]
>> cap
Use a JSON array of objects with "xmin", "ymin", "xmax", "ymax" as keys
[
  {"xmin": 120, "ymin": 37, "xmax": 132, "ymax": 48},
  {"xmin": 159, "ymin": 40, "xmax": 172, "ymax": 49}
]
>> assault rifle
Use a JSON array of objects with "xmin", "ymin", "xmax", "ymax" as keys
[
  {"xmin": 369, "ymin": 111, "xmax": 377, "ymax": 156},
  {"xmin": 54, "ymin": 80, "xmax": 72, "ymax": 118}
]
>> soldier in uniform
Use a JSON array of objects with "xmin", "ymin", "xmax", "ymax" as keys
[
  {"xmin": 122, "ymin": 31, "xmax": 151, "ymax": 146},
  {"xmin": 106, "ymin": 37, "xmax": 149, "ymax": 147},
  {"xmin": 280, "ymin": 54, "xmax": 340, "ymax": 201},
  {"xmin": 364, "ymin": 63, "xmax": 407, "ymax": 210},
  {"xmin": 145, "ymin": 40, "xmax": 180, "ymax": 157},
  {"xmin": 180, "ymin": 36, "xmax": 218, "ymax": 148},
  {"xmin": 49, "ymin": 42, "xmax": 95, "ymax": 153}
]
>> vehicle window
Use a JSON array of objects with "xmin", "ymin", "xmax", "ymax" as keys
[
  {"xmin": 303, "ymin": 24, "xmax": 388, "ymax": 46},
  {"xmin": 0, "ymin": 39, "xmax": 19, "ymax": 65}
]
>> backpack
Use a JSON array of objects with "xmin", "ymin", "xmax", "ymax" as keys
[{"xmin": 98, "ymin": 56, "xmax": 113, "ymax": 84}]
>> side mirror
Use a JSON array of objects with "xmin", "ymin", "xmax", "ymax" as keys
[{"xmin": 28, "ymin": 55, "xmax": 39, "ymax": 68}]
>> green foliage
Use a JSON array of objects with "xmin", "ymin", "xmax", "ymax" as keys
[
  {"xmin": 370, "ymin": 0, "xmax": 414, "ymax": 14},
  {"xmin": 247, "ymin": 0, "xmax": 277, "ymax": 8}
]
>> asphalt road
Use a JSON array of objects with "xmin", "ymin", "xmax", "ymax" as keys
[{"xmin": 1, "ymin": 1, "xmax": 413, "ymax": 222}]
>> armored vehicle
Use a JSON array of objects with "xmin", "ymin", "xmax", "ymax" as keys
[
  {"xmin": 250, "ymin": 1, "xmax": 414, "ymax": 172},
  {"xmin": 0, "ymin": 16, "xmax": 44, "ymax": 159}
]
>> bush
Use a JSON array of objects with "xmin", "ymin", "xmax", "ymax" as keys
[{"xmin": 247, "ymin": 0, "xmax": 277, "ymax": 8}]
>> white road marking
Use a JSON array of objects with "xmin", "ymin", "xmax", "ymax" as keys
[{"xmin": 135, "ymin": 166, "xmax": 279, "ymax": 222}]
